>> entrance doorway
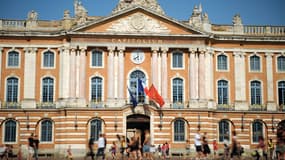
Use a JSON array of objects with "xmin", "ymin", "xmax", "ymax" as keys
[{"xmin": 126, "ymin": 114, "xmax": 150, "ymax": 146}]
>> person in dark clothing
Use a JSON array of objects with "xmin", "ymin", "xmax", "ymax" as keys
[
  {"xmin": 88, "ymin": 137, "xmax": 95, "ymax": 160},
  {"xmin": 28, "ymin": 133, "xmax": 34, "ymax": 160},
  {"xmin": 33, "ymin": 135, "xmax": 40, "ymax": 160}
]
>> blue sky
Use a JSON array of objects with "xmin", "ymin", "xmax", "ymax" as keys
[{"xmin": 0, "ymin": 0, "xmax": 284, "ymax": 25}]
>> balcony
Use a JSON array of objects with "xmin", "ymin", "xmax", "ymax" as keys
[
  {"xmin": 171, "ymin": 102, "xmax": 185, "ymax": 109},
  {"xmin": 217, "ymin": 104, "xmax": 234, "ymax": 111},
  {"xmin": 279, "ymin": 105, "xmax": 285, "ymax": 111},
  {"xmin": 36, "ymin": 102, "xmax": 56, "ymax": 109},
  {"xmin": 249, "ymin": 104, "xmax": 266, "ymax": 111},
  {"xmin": 89, "ymin": 101, "xmax": 104, "ymax": 108},
  {"xmin": 1, "ymin": 102, "xmax": 21, "ymax": 109}
]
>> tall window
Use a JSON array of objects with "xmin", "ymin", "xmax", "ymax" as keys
[
  {"xmin": 250, "ymin": 55, "xmax": 260, "ymax": 71},
  {"xmin": 173, "ymin": 78, "xmax": 183, "ymax": 103},
  {"xmin": 277, "ymin": 56, "xmax": 285, "ymax": 71},
  {"xmin": 174, "ymin": 119, "xmax": 185, "ymax": 142},
  {"xmin": 7, "ymin": 51, "xmax": 19, "ymax": 67},
  {"xmin": 251, "ymin": 81, "xmax": 262, "ymax": 105},
  {"xmin": 278, "ymin": 81, "xmax": 285, "ymax": 106},
  {"xmin": 90, "ymin": 119, "xmax": 102, "ymax": 141},
  {"xmin": 172, "ymin": 52, "xmax": 183, "ymax": 68},
  {"xmin": 129, "ymin": 70, "xmax": 146, "ymax": 103},
  {"xmin": 91, "ymin": 50, "xmax": 103, "ymax": 67},
  {"xmin": 42, "ymin": 77, "xmax": 54, "ymax": 102},
  {"xmin": 6, "ymin": 77, "xmax": 18, "ymax": 102},
  {"xmin": 41, "ymin": 120, "xmax": 53, "ymax": 142},
  {"xmin": 218, "ymin": 80, "xmax": 228, "ymax": 104},
  {"xmin": 43, "ymin": 51, "xmax": 54, "ymax": 67},
  {"xmin": 91, "ymin": 77, "xmax": 102, "ymax": 102},
  {"xmin": 252, "ymin": 121, "xmax": 263, "ymax": 143},
  {"xmin": 217, "ymin": 55, "xmax": 228, "ymax": 70},
  {"xmin": 219, "ymin": 120, "xmax": 230, "ymax": 142},
  {"xmin": 4, "ymin": 120, "xmax": 17, "ymax": 142}
]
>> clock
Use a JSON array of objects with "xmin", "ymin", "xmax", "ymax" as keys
[{"xmin": 131, "ymin": 50, "xmax": 145, "ymax": 64}]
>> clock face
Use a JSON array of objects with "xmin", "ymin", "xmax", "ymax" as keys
[{"xmin": 131, "ymin": 50, "xmax": 145, "ymax": 64}]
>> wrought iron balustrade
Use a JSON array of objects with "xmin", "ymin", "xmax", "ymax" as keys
[
  {"xmin": 1, "ymin": 102, "xmax": 21, "ymax": 109},
  {"xmin": 171, "ymin": 102, "xmax": 185, "ymax": 109},
  {"xmin": 36, "ymin": 102, "xmax": 56, "ymax": 109},
  {"xmin": 89, "ymin": 101, "xmax": 104, "ymax": 108},
  {"xmin": 249, "ymin": 104, "xmax": 266, "ymax": 111},
  {"xmin": 217, "ymin": 104, "xmax": 234, "ymax": 111}
]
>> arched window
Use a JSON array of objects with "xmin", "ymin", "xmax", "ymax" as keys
[
  {"xmin": 42, "ymin": 77, "xmax": 54, "ymax": 102},
  {"xmin": 252, "ymin": 120, "xmax": 263, "ymax": 143},
  {"xmin": 90, "ymin": 119, "xmax": 102, "ymax": 141},
  {"xmin": 43, "ymin": 51, "xmax": 54, "ymax": 67},
  {"xmin": 251, "ymin": 81, "xmax": 262, "ymax": 105},
  {"xmin": 41, "ymin": 119, "xmax": 53, "ymax": 142},
  {"xmin": 172, "ymin": 78, "xmax": 183, "ymax": 108},
  {"xmin": 217, "ymin": 55, "xmax": 228, "ymax": 70},
  {"xmin": 277, "ymin": 56, "xmax": 285, "ymax": 71},
  {"xmin": 174, "ymin": 119, "xmax": 185, "ymax": 142},
  {"xmin": 91, "ymin": 50, "xmax": 103, "ymax": 67},
  {"xmin": 219, "ymin": 120, "xmax": 230, "ymax": 142},
  {"xmin": 6, "ymin": 77, "xmax": 18, "ymax": 102},
  {"xmin": 8, "ymin": 51, "xmax": 19, "ymax": 67},
  {"xmin": 278, "ymin": 81, "xmax": 285, "ymax": 107},
  {"xmin": 250, "ymin": 55, "xmax": 260, "ymax": 71},
  {"xmin": 129, "ymin": 70, "xmax": 146, "ymax": 103},
  {"xmin": 91, "ymin": 77, "xmax": 102, "ymax": 102},
  {"xmin": 217, "ymin": 80, "xmax": 228, "ymax": 104},
  {"xmin": 4, "ymin": 120, "xmax": 17, "ymax": 142},
  {"xmin": 172, "ymin": 51, "xmax": 183, "ymax": 68}
]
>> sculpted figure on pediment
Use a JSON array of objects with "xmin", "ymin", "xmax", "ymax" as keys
[{"xmin": 27, "ymin": 10, "xmax": 38, "ymax": 21}]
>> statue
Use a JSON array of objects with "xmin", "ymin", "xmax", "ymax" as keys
[
  {"xmin": 233, "ymin": 14, "xmax": 242, "ymax": 25},
  {"xmin": 74, "ymin": 0, "xmax": 88, "ymax": 24},
  {"xmin": 27, "ymin": 10, "xmax": 38, "ymax": 21},
  {"xmin": 63, "ymin": 10, "xmax": 71, "ymax": 19}
]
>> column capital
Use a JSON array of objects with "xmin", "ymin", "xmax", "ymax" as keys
[
  {"xmin": 233, "ymin": 51, "xmax": 245, "ymax": 57},
  {"xmin": 265, "ymin": 52, "xmax": 274, "ymax": 57},
  {"xmin": 24, "ymin": 47, "xmax": 37, "ymax": 54},
  {"xmin": 107, "ymin": 46, "xmax": 116, "ymax": 51},
  {"xmin": 151, "ymin": 46, "xmax": 159, "ymax": 52},
  {"xmin": 117, "ymin": 46, "xmax": 125, "ymax": 51},
  {"xmin": 161, "ymin": 47, "xmax": 168, "ymax": 53},
  {"xmin": 0, "ymin": 47, "xmax": 3, "ymax": 53}
]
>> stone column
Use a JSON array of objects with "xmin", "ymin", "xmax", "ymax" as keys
[
  {"xmin": 151, "ymin": 47, "xmax": 159, "ymax": 87},
  {"xmin": 199, "ymin": 49, "xmax": 206, "ymax": 101},
  {"xmin": 117, "ymin": 46, "xmax": 125, "ymax": 106},
  {"xmin": 161, "ymin": 47, "xmax": 168, "ymax": 104},
  {"xmin": 266, "ymin": 52, "xmax": 276, "ymax": 111},
  {"xmin": 58, "ymin": 47, "xmax": 70, "ymax": 107},
  {"xmin": 189, "ymin": 48, "xmax": 199, "ymax": 108},
  {"xmin": 78, "ymin": 47, "xmax": 87, "ymax": 107},
  {"xmin": 234, "ymin": 51, "xmax": 248, "ymax": 110},
  {"xmin": 205, "ymin": 50, "xmax": 214, "ymax": 109},
  {"xmin": 69, "ymin": 48, "xmax": 76, "ymax": 99},
  {"xmin": 107, "ymin": 46, "xmax": 115, "ymax": 103},
  {"xmin": 22, "ymin": 47, "xmax": 37, "ymax": 108},
  {"xmin": 0, "ymin": 47, "xmax": 2, "ymax": 107}
]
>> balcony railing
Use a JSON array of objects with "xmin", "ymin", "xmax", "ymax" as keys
[
  {"xmin": 1, "ymin": 102, "xmax": 21, "ymax": 109},
  {"xmin": 89, "ymin": 101, "xmax": 104, "ymax": 108},
  {"xmin": 36, "ymin": 102, "xmax": 56, "ymax": 109},
  {"xmin": 279, "ymin": 104, "xmax": 285, "ymax": 111},
  {"xmin": 217, "ymin": 104, "xmax": 234, "ymax": 111},
  {"xmin": 171, "ymin": 102, "xmax": 185, "ymax": 109},
  {"xmin": 249, "ymin": 104, "xmax": 266, "ymax": 111}
]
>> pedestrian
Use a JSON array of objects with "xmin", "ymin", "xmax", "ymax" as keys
[
  {"xmin": 96, "ymin": 133, "xmax": 106, "ymax": 160},
  {"xmin": 213, "ymin": 139, "xmax": 218, "ymax": 158},
  {"xmin": 129, "ymin": 136, "xmax": 138, "ymax": 160},
  {"xmin": 111, "ymin": 141, "xmax": 117, "ymax": 159},
  {"xmin": 194, "ymin": 129, "xmax": 202, "ymax": 159},
  {"xmin": 120, "ymin": 135, "xmax": 127, "ymax": 159},
  {"xmin": 230, "ymin": 131, "xmax": 240, "ymax": 160},
  {"xmin": 33, "ymin": 135, "xmax": 39, "ymax": 160},
  {"xmin": 223, "ymin": 134, "xmax": 230, "ymax": 159},
  {"xmin": 88, "ymin": 136, "xmax": 95, "ymax": 160},
  {"xmin": 27, "ymin": 133, "xmax": 34, "ymax": 160},
  {"xmin": 257, "ymin": 136, "xmax": 267, "ymax": 160},
  {"xmin": 157, "ymin": 145, "xmax": 162, "ymax": 158},
  {"xmin": 268, "ymin": 138, "xmax": 274, "ymax": 160},
  {"xmin": 202, "ymin": 133, "xmax": 211, "ymax": 158},
  {"xmin": 143, "ymin": 130, "xmax": 152, "ymax": 160},
  {"xmin": 165, "ymin": 142, "xmax": 170, "ymax": 158},
  {"xmin": 66, "ymin": 145, "xmax": 73, "ymax": 160},
  {"xmin": 17, "ymin": 144, "xmax": 22, "ymax": 160},
  {"xmin": 161, "ymin": 143, "xmax": 167, "ymax": 160}
]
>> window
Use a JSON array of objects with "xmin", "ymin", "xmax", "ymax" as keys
[
  {"xmin": 42, "ymin": 77, "xmax": 54, "ymax": 102},
  {"xmin": 252, "ymin": 121, "xmax": 263, "ymax": 143},
  {"xmin": 174, "ymin": 119, "xmax": 185, "ymax": 142},
  {"xmin": 172, "ymin": 52, "xmax": 183, "ymax": 68},
  {"xmin": 91, "ymin": 77, "xmax": 102, "ymax": 102},
  {"xmin": 278, "ymin": 56, "xmax": 285, "ymax": 71},
  {"xmin": 173, "ymin": 78, "xmax": 183, "ymax": 103},
  {"xmin": 41, "ymin": 120, "xmax": 53, "ymax": 142},
  {"xmin": 251, "ymin": 81, "xmax": 262, "ymax": 105},
  {"xmin": 91, "ymin": 50, "xmax": 103, "ymax": 67},
  {"xmin": 7, "ymin": 51, "xmax": 19, "ymax": 67},
  {"xmin": 218, "ymin": 80, "xmax": 228, "ymax": 104},
  {"xmin": 4, "ymin": 120, "xmax": 17, "ymax": 143},
  {"xmin": 43, "ymin": 51, "xmax": 54, "ymax": 67},
  {"xmin": 219, "ymin": 120, "xmax": 230, "ymax": 142},
  {"xmin": 6, "ymin": 77, "xmax": 18, "ymax": 102},
  {"xmin": 90, "ymin": 119, "xmax": 102, "ymax": 141},
  {"xmin": 250, "ymin": 55, "xmax": 261, "ymax": 71},
  {"xmin": 129, "ymin": 70, "xmax": 146, "ymax": 103},
  {"xmin": 278, "ymin": 81, "xmax": 285, "ymax": 106},
  {"xmin": 217, "ymin": 55, "xmax": 228, "ymax": 70}
]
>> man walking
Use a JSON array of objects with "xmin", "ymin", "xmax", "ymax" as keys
[{"xmin": 96, "ymin": 134, "xmax": 106, "ymax": 160}]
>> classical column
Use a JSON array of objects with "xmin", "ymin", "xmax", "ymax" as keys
[
  {"xmin": 22, "ymin": 47, "xmax": 37, "ymax": 108},
  {"xmin": 117, "ymin": 46, "xmax": 125, "ymax": 104},
  {"xmin": 234, "ymin": 51, "xmax": 248, "ymax": 110},
  {"xmin": 204, "ymin": 50, "xmax": 214, "ymax": 108},
  {"xmin": 189, "ymin": 48, "xmax": 199, "ymax": 108},
  {"xmin": 58, "ymin": 47, "xmax": 70, "ymax": 106},
  {"xmin": 266, "ymin": 52, "xmax": 276, "ymax": 111},
  {"xmin": 0, "ymin": 48, "xmax": 2, "ymax": 107},
  {"xmin": 151, "ymin": 47, "xmax": 159, "ymax": 87},
  {"xmin": 69, "ymin": 48, "xmax": 76, "ymax": 99},
  {"xmin": 78, "ymin": 47, "xmax": 87, "ymax": 106},
  {"xmin": 107, "ymin": 46, "xmax": 115, "ymax": 102},
  {"xmin": 199, "ymin": 49, "xmax": 206, "ymax": 101},
  {"xmin": 161, "ymin": 47, "xmax": 168, "ymax": 104}
]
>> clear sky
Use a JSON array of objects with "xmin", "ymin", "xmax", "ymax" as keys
[{"xmin": 0, "ymin": 0, "xmax": 284, "ymax": 26}]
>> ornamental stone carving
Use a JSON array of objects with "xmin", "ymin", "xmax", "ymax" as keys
[{"xmin": 107, "ymin": 13, "xmax": 170, "ymax": 33}]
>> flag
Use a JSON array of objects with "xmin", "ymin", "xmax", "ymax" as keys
[
  {"xmin": 128, "ymin": 87, "xmax": 137, "ymax": 107},
  {"xmin": 138, "ymin": 79, "xmax": 149, "ymax": 95},
  {"xmin": 148, "ymin": 84, "xmax": 165, "ymax": 107}
]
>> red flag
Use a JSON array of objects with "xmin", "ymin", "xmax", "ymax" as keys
[{"xmin": 148, "ymin": 84, "xmax": 165, "ymax": 107}]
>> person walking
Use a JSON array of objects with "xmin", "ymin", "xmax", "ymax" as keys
[
  {"xmin": 66, "ymin": 145, "xmax": 73, "ymax": 160},
  {"xmin": 33, "ymin": 135, "xmax": 39, "ymax": 160},
  {"xmin": 268, "ymin": 138, "xmax": 274, "ymax": 160},
  {"xmin": 213, "ymin": 139, "xmax": 218, "ymax": 158},
  {"xmin": 194, "ymin": 129, "xmax": 202, "ymax": 159},
  {"xmin": 111, "ymin": 141, "xmax": 117, "ymax": 159},
  {"xmin": 202, "ymin": 133, "xmax": 211, "ymax": 158},
  {"xmin": 27, "ymin": 133, "xmax": 34, "ymax": 160},
  {"xmin": 143, "ymin": 130, "xmax": 153, "ymax": 160},
  {"xmin": 88, "ymin": 136, "xmax": 95, "ymax": 160},
  {"xmin": 96, "ymin": 134, "xmax": 106, "ymax": 160}
]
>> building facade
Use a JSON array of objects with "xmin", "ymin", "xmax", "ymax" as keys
[{"xmin": 0, "ymin": 0, "xmax": 285, "ymax": 157}]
